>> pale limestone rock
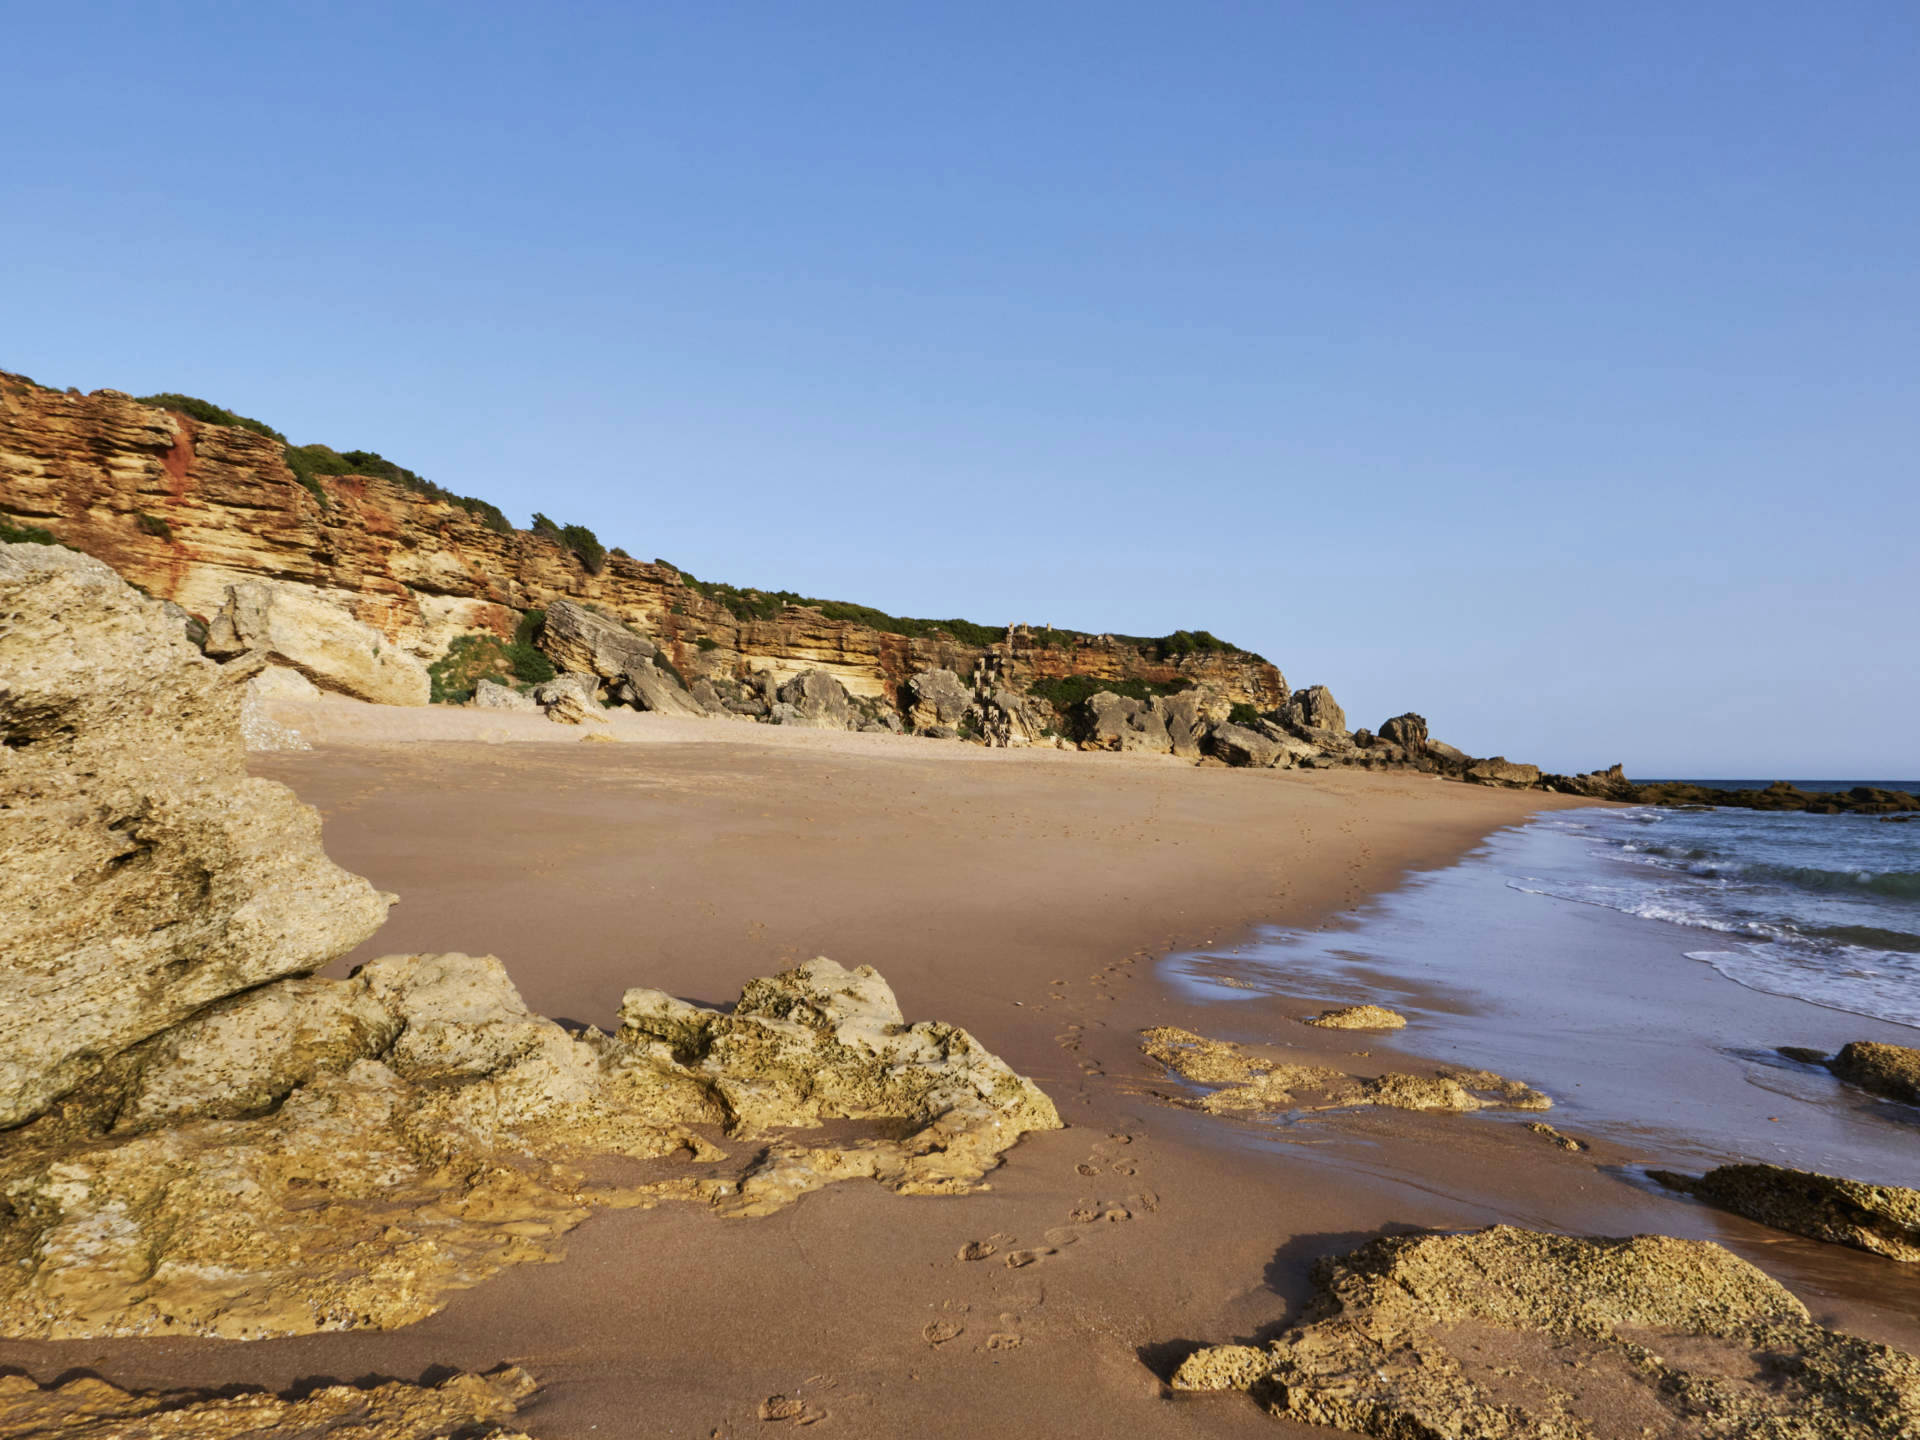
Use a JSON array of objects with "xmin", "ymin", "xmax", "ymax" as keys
[
  {"xmin": 538, "ymin": 596, "xmax": 656, "ymax": 678},
  {"xmin": 204, "ymin": 580, "xmax": 429, "ymax": 706},
  {"xmin": 905, "ymin": 667, "xmax": 972, "ymax": 732},
  {"xmin": 0, "ymin": 954, "xmax": 1058, "ymax": 1338},
  {"xmin": 0, "ymin": 544, "xmax": 388, "ymax": 1128},
  {"xmin": 619, "ymin": 658, "xmax": 707, "ymax": 716},
  {"xmin": 1171, "ymin": 1226, "xmax": 1920, "ymax": 1438},
  {"xmin": 246, "ymin": 663, "xmax": 320, "ymax": 701},
  {"xmin": 471, "ymin": 677, "xmax": 537, "ymax": 711},
  {"xmin": 770, "ymin": 669, "xmax": 858, "ymax": 729}
]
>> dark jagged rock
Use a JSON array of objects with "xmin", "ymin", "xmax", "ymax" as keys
[{"xmin": 1828, "ymin": 1041, "xmax": 1920, "ymax": 1104}]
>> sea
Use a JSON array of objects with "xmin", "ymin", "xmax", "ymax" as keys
[{"xmin": 1163, "ymin": 782, "xmax": 1920, "ymax": 1183}]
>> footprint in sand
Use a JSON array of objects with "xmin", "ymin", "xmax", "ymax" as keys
[
  {"xmin": 758, "ymin": 1393, "xmax": 827, "ymax": 1425},
  {"xmin": 1004, "ymin": 1247, "xmax": 1056, "ymax": 1268},
  {"xmin": 956, "ymin": 1239, "xmax": 997, "ymax": 1261}
]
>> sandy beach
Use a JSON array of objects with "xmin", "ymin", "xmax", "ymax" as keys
[{"xmin": 5, "ymin": 706, "xmax": 1914, "ymax": 1437}]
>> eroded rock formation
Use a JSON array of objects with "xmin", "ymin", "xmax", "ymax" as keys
[
  {"xmin": 1140, "ymin": 1027, "xmax": 1550, "ymax": 1117},
  {"xmin": 0, "ymin": 1366, "xmax": 537, "ymax": 1440},
  {"xmin": 1171, "ymin": 1226, "xmax": 1920, "ymax": 1437},
  {"xmin": 0, "ymin": 544, "xmax": 1061, "ymax": 1344},
  {"xmin": 1652, "ymin": 1163, "xmax": 1920, "ymax": 1262}
]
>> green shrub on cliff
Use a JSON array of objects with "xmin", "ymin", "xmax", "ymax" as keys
[
  {"xmin": 135, "ymin": 393, "xmax": 286, "ymax": 441},
  {"xmin": 135, "ymin": 512, "xmax": 173, "ymax": 540},
  {"xmin": 0, "ymin": 516, "xmax": 56, "ymax": 545},
  {"xmin": 428, "ymin": 627, "xmax": 555, "ymax": 704}
]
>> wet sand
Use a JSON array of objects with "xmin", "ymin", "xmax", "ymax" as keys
[{"xmin": 7, "ymin": 718, "xmax": 1919, "ymax": 1437}]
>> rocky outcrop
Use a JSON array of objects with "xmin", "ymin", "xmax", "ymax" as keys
[
  {"xmin": 904, "ymin": 667, "xmax": 973, "ymax": 732},
  {"xmin": 1828, "ymin": 1041, "xmax": 1920, "ymax": 1104},
  {"xmin": 1544, "ymin": 774, "xmax": 1920, "ymax": 814},
  {"xmin": 472, "ymin": 677, "xmax": 538, "ymax": 712},
  {"xmin": 0, "ymin": 543, "xmax": 389, "ymax": 1128},
  {"xmin": 1466, "ymin": 755, "xmax": 1542, "ymax": 789},
  {"xmin": 1205, "ymin": 722, "xmax": 1283, "ymax": 769},
  {"xmin": 0, "ymin": 547, "xmax": 1061, "ymax": 1345},
  {"xmin": 770, "ymin": 668, "xmax": 860, "ymax": 729},
  {"xmin": 1652, "ymin": 1163, "xmax": 1920, "ymax": 1261},
  {"xmin": 0, "ymin": 1365, "xmax": 537, "ymax": 1440},
  {"xmin": 1284, "ymin": 684, "xmax": 1347, "ymax": 739},
  {"xmin": 616, "ymin": 659, "xmax": 708, "ymax": 717},
  {"xmin": 1171, "ymin": 1225, "xmax": 1920, "ymax": 1437},
  {"xmin": 538, "ymin": 596, "xmax": 656, "ymax": 678},
  {"xmin": 1083, "ymin": 692, "xmax": 1171, "ymax": 753},
  {"xmin": 1304, "ymin": 1004, "xmax": 1406, "ymax": 1030},
  {"xmin": 203, "ymin": 580, "xmax": 430, "ymax": 705},
  {"xmin": 1141, "ymin": 1027, "xmax": 1548, "ymax": 1117}
]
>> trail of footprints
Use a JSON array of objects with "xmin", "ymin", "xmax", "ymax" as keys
[{"xmin": 921, "ymin": 1132, "xmax": 1158, "ymax": 1355}]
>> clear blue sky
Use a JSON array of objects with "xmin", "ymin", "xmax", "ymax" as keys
[{"xmin": 4, "ymin": 4, "xmax": 1914, "ymax": 776}]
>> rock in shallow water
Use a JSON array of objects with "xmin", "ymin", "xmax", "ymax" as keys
[
  {"xmin": 1651, "ymin": 1162, "xmax": 1920, "ymax": 1262},
  {"xmin": 1172, "ymin": 1225, "xmax": 1920, "ymax": 1438},
  {"xmin": 1304, "ymin": 1004, "xmax": 1407, "ymax": 1030},
  {"xmin": 1140, "ymin": 1027, "xmax": 1549, "ymax": 1117}
]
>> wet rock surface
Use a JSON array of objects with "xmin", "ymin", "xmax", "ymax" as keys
[
  {"xmin": 1827, "ymin": 1040, "xmax": 1920, "ymax": 1104},
  {"xmin": 1304, "ymin": 1004, "xmax": 1407, "ymax": 1031},
  {"xmin": 1172, "ymin": 1225, "xmax": 1920, "ymax": 1437},
  {"xmin": 1140, "ymin": 1028, "xmax": 1549, "ymax": 1118},
  {"xmin": 1651, "ymin": 1163, "xmax": 1920, "ymax": 1262},
  {"xmin": 0, "ymin": 1365, "xmax": 536, "ymax": 1439}
]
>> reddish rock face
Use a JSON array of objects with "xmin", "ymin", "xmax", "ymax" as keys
[{"xmin": 0, "ymin": 374, "xmax": 1286, "ymax": 710}]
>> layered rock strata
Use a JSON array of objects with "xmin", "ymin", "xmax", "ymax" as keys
[
  {"xmin": 1171, "ymin": 1225, "xmax": 1920, "ymax": 1437},
  {"xmin": 0, "ymin": 376, "xmax": 1284, "ymax": 713},
  {"xmin": 0, "ymin": 544, "xmax": 1061, "ymax": 1344}
]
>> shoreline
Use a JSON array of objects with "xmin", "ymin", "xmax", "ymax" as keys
[{"xmin": 6, "ymin": 719, "xmax": 1914, "ymax": 1437}]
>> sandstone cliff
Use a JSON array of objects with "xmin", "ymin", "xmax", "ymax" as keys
[{"xmin": 0, "ymin": 374, "xmax": 1285, "ymax": 712}]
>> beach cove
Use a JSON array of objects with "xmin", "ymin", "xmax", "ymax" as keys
[{"xmin": 7, "ymin": 702, "xmax": 1915, "ymax": 1437}]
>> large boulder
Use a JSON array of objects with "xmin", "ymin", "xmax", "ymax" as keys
[
  {"xmin": 1653, "ymin": 1163, "xmax": 1920, "ymax": 1261},
  {"xmin": 980, "ymin": 685, "xmax": 1055, "ymax": 747},
  {"xmin": 532, "ymin": 672, "xmax": 606, "ymax": 725},
  {"xmin": 471, "ymin": 677, "xmax": 537, "ymax": 712},
  {"xmin": 1205, "ymin": 722, "xmax": 1281, "ymax": 768},
  {"xmin": 1083, "ymin": 692, "xmax": 1174, "ymax": 753},
  {"xmin": 1378, "ymin": 712, "xmax": 1429, "ymax": 755},
  {"xmin": 618, "ymin": 659, "xmax": 708, "ymax": 717},
  {"xmin": 1829, "ymin": 1041, "xmax": 1920, "ymax": 1104},
  {"xmin": 1170, "ymin": 1226, "xmax": 1920, "ymax": 1436},
  {"xmin": 0, "ymin": 544, "xmax": 389, "ymax": 1128},
  {"xmin": 1285, "ymin": 684, "xmax": 1347, "ymax": 738},
  {"xmin": 904, "ymin": 667, "xmax": 973, "ymax": 732},
  {"xmin": 770, "ymin": 669, "xmax": 858, "ymax": 729},
  {"xmin": 537, "ymin": 597, "xmax": 657, "ymax": 679},
  {"xmin": 1466, "ymin": 756, "xmax": 1542, "ymax": 789},
  {"xmin": 203, "ymin": 580, "xmax": 429, "ymax": 706}
]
